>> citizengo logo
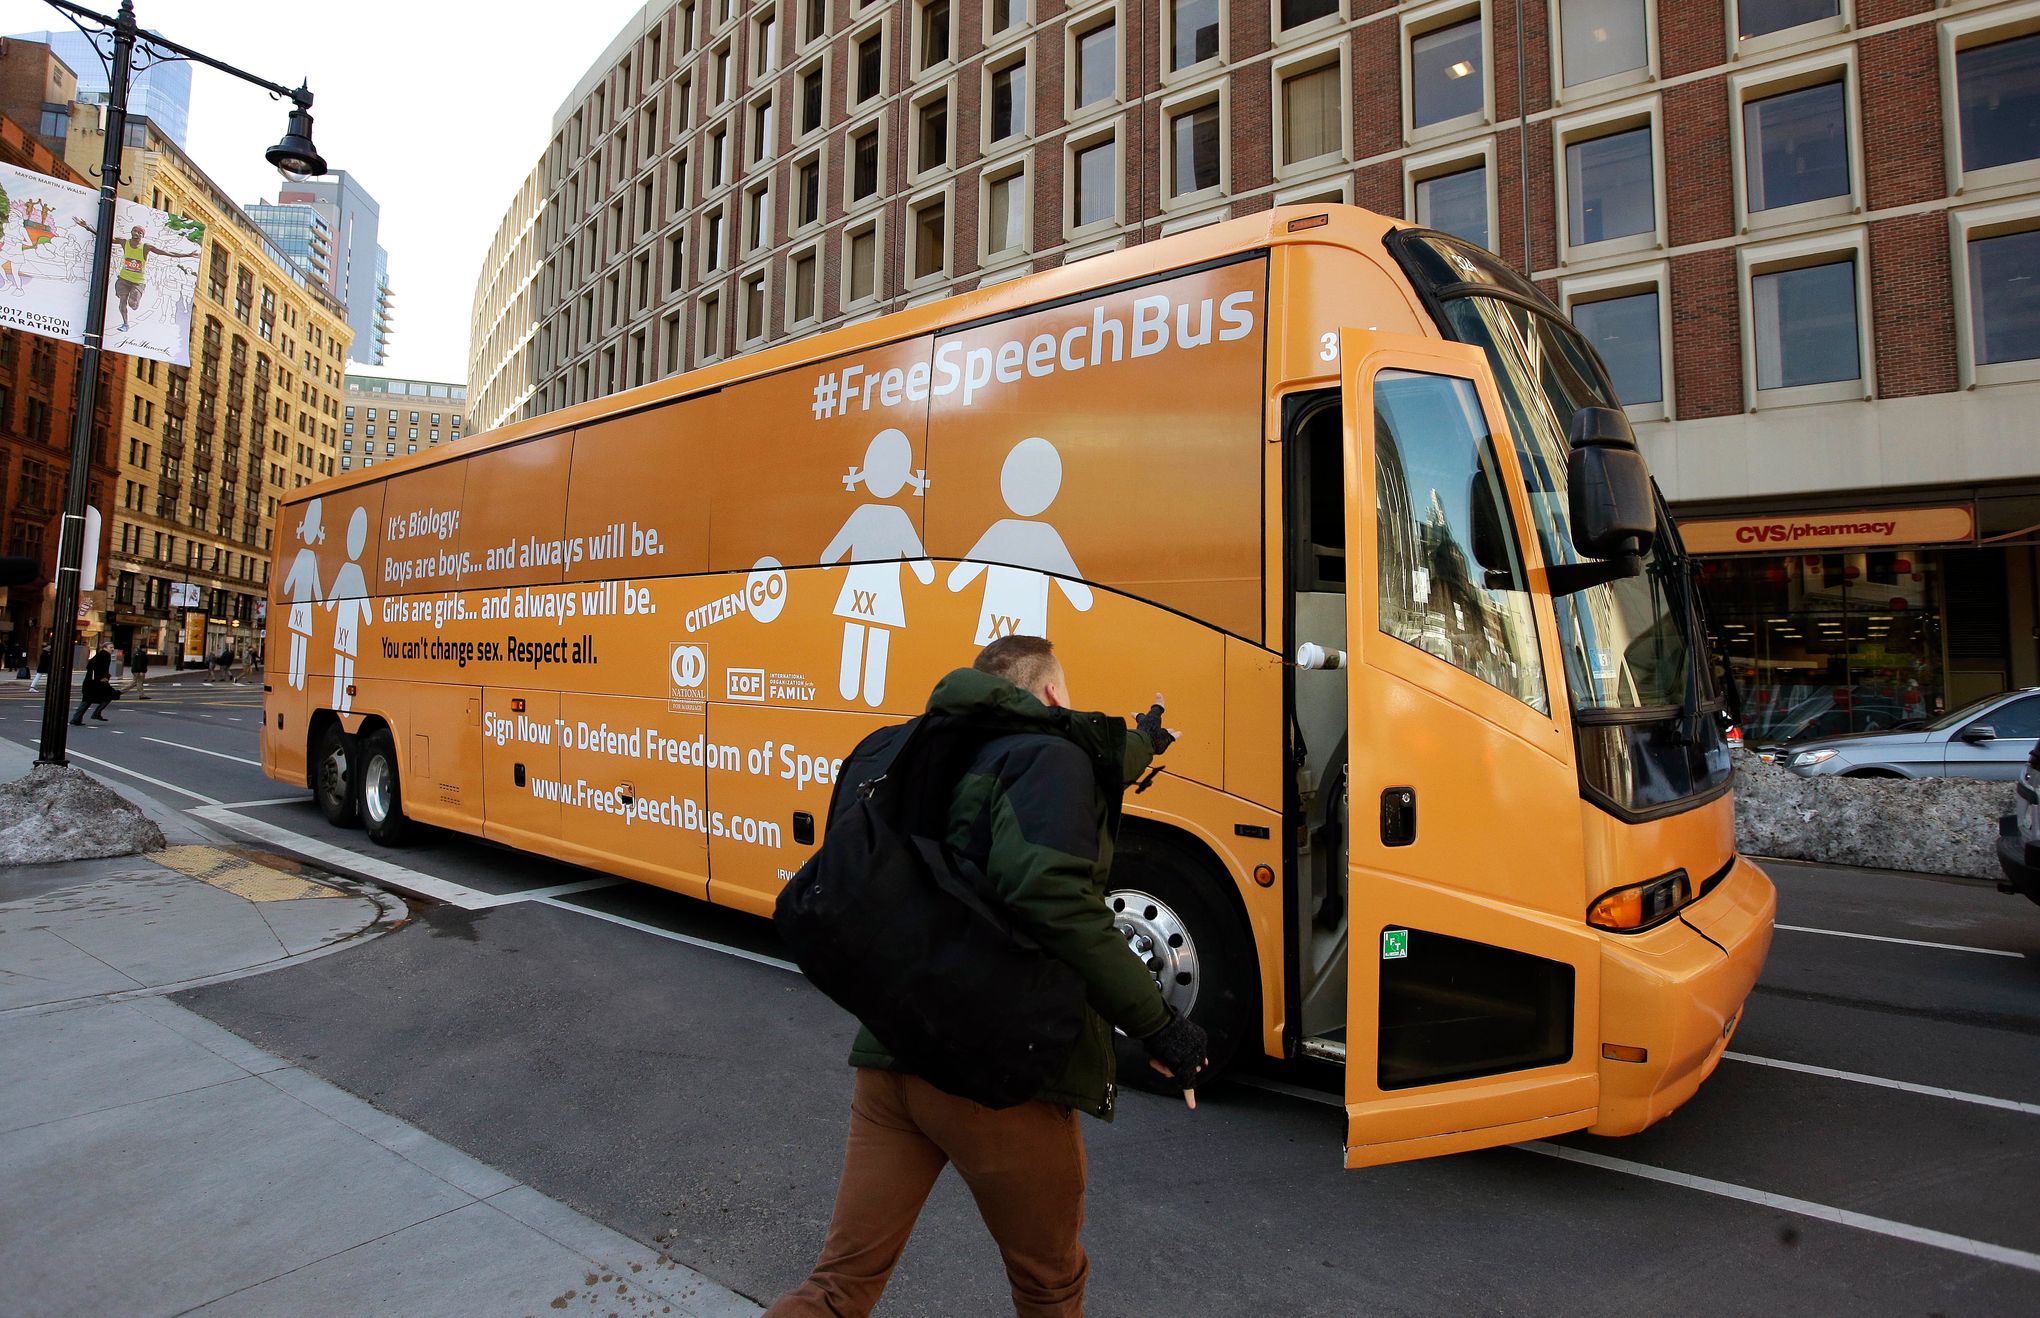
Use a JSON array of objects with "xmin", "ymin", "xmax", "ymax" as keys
[{"xmin": 727, "ymin": 667, "xmax": 765, "ymax": 701}]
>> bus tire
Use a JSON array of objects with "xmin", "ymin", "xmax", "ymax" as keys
[
  {"xmin": 356, "ymin": 727, "xmax": 413, "ymax": 846},
  {"xmin": 1107, "ymin": 829, "xmax": 1257, "ymax": 1091},
  {"xmin": 311, "ymin": 722, "xmax": 358, "ymax": 827}
]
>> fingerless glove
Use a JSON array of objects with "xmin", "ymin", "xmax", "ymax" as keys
[
  {"xmin": 1141, "ymin": 1008, "xmax": 1209, "ymax": 1091},
  {"xmin": 1134, "ymin": 703, "xmax": 1176, "ymax": 756}
]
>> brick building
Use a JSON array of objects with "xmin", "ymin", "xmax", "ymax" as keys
[
  {"xmin": 0, "ymin": 108, "xmax": 123, "ymax": 666},
  {"xmin": 472, "ymin": 0, "xmax": 2040, "ymax": 727}
]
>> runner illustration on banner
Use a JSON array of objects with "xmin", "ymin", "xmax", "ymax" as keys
[
  {"xmin": 820, "ymin": 427, "xmax": 932, "ymax": 707},
  {"xmin": 280, "ymin": 499, "xmax": 325, "ymax": 690},
  {"xmin": 326, "ymin": 508, "xmax": 373, "ymax": 714},
  {"xmin": 947, "ymin": 436, "xmax": 1093, "ymax": 643}
]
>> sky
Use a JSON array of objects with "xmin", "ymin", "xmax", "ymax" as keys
[{"xmin": 1, "ymin": 0, "xmax": 652, "ymax": 384}]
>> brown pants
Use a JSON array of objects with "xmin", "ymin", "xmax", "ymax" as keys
[{"xmin": 766, "ymin": 1068, "xmax": 1089, "ymax": 1318}]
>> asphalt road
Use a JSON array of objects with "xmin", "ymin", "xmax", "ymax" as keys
[{"xmin": 12, "ymin": 677, "xmax": 2040, "ymax": 1315}]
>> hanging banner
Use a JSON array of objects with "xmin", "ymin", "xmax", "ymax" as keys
[{"xmin": 0, "ymin": 164, "xmax": 204, "ymax": 366}]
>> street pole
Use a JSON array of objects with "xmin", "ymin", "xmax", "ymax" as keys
[
  {"xmin": 31, "ymin": 0, "xmax": 326, "ymax": 763},
  {"xmin": 36, "ymin": 0, "xmax": 133, "ymax": 765}
]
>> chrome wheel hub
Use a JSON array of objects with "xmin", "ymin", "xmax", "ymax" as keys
[
  {"xmin": 318, "ymin": 745, "xmax": 349, "ymax": 802},
  {"xmin": 362, "ymin": 753, "xmax": 393, "ymax": 823},
  {"xmin": 1107, "ymin": 888, "xmax": 1198, "ymax": 1016}
]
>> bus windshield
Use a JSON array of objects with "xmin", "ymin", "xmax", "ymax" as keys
[{"xmin": 1389, "ymin": 230, "xmax": 1731, "ymax": 816}]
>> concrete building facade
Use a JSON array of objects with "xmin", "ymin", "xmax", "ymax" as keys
[
  {"xmin": 340, "ymin": 374, "xmax": 465, "ymax": 475},
  {"xmin": 470, "ymin": 0, "xmax": 2040, "ymax": 727}
]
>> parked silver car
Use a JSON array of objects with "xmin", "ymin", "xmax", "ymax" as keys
[{"xmin": 1780, "ymin": 687, "xmax": 2040, "ymax": 781}]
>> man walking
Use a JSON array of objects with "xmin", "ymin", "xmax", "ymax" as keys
[
  {"xmin": 128, "ymin": 643, "xmax": 151, "ymax": 700},
  {"xmin": 767, "ymin": 635, "xmax": 1206, "ymax": 1318},
  {"xmin": 71, "ymin": 641, "xmax": 118, "ymax": 725},
  {"xmin": 27, "ymin": 640, "xmax": 48, "ymax": 692}
]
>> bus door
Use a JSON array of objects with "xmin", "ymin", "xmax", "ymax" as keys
[
  {"xmin": 482, "ymin": 688, "xmax": 562, "ymax": 854},
  {"xmin": 1336, "ymin": 331, "xmax": 1600, "ymax": 1167}
]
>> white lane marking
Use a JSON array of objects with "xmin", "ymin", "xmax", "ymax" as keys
[
  {"xmin": 1725, "ymin": 1052, "xmax": 2040, "ymax": 1116},
  {"xmin": 1521, "ymin": 1141, "xmax": 2040, "ymax": 1274},
  {"xmin": 1776, "ymin": 923, "xmax": 2025, "ymax": 959},
  {"xmin": 188, "ymin": 808, "xmax": 621, "ymax": 913},
  {"xmin": 21, "ymin": 742, "xmax": 224, "ymax": 805},
  {"xmin": 217, "ymin": 796, "xmax": 312, "ymax": 808},
  {"xmin": 142, "ymin": 735, "xmax": 261, "ymax": 766},
  {"xmin": 515, "ymin": 879, "xmax": 618, "ymax": 901},
  {"xmin": 532, "ymin": 896, "xmax": 799, "ymax": 973}
]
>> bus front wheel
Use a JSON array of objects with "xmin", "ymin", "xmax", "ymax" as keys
[
  {"xmin": 1107, "ymin": 830, "xmax": 1256, "ymax": 1090},
  {"xmin": 356, "ymin": 727, "xmax": 413, "ymax": 846},
  {"xmin": 311, "ymin": 722, "xmax": 357, "ymax": 827}
]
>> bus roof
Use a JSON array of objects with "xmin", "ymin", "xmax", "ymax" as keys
[{"xmin": 290, "ymin": 204, "xmax": 1406, "ymax": 507}]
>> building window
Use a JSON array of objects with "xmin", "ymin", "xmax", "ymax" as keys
[
  {"xmin": 1075, "ymin": 19, "xmax": 1116, "ymax": 110},
  {"xmin": 1281, "ymin": 0, "xmax": 1338, "ymax": 29},
  {"xmin": 1571, "ymin": 290, "xmax": 1664, "ymax": 408},
  {"xmin": 847, "ymin": 224, "xmax": 879, "ymax": 303},
  {"xmin": 918, "ymin": 94, "xmax": 949, "ymax": 172},
  {"xmin": 1171, "ymin": 0, "xmax": 1220, "ymax": 71},
  {"xmin": 1073, "ymin": 135, "xmax": 1116, "ymax": 227},
  {"xmin": 1558, "ymin": 0, "xmax": 1647, "ymax": 89},
  {"xmin": 755, "ymin": 9, "xmax": 779, "ymax": 75},
  {"xmin": 992, "ymin": 0, "xmax": 1028, "ymax": 35},
  {"xmin": 1280, "ymin": 61, "xmax": 1342, "ymax": 167},
  {"xmin": 801, "ymin": 64, "xmax": 825, "ymax": 134},
  {"xmin": 700, "ymin": 294, "xmax": 723, "ymax": 362},
  {"xmin": 1170, "ymin": 101, "xmax": 1221, "ymax": 196},
  {"xmin": 852, "ymin": 127, "xmax": 881, "ymax": 200},
  {"xmin": 746, "ymin": 185, "xmax": 771, "ymax": 251},
  {"xmin": 704, "ymin": 209, "xmax": 726, "ymax": 272},
  {"xmin": 1743, "ymin": 80, "xmax": 1848, "ymax": 213},
  {"xmin": 713, "ymin": 45, "xmax": 732, "ymax": 101},
  {"xmin": 857, "ymin": 32, "xmax": 884, "ymax": 102},
  {"xmin": 804, "ymin": 0, "xmax": 827, "ymax": 43},
  {"xmin": 752, "ymin": 97, "xmax": 776, "ymax": 162},
  {"xmin": 912, "ymin": 196, "xmax": 947, "ymax": 279},
  {"xmin": 1737, "ymin": 0, "xmax": 1837, "ymax": 42},
  {"xmin": 1564, "ymin": 124, "xmax": 1654, "ymax": 247},
  {"xmin": 1751, "ymin": 257, "xmax": 1861, "ymax": 393},
  {"xmin": 1957, "ymin": 33, "xmax": 2040, "ymax": 175},
  {"xmin": 792, "ymin": 250, "xmax": 819, "ymax": 323},
  {"xmin": 919, "ymin": 0, "xmax": 951, "ymax": 69},
  {"xmin": 1967, "ymin": 223, "xmax": 2040, "ymax": 368},
  {"xmin": 710, "ymin": 126, "xmax": 730, "ymax": 188},
  {"xmin": 668, "ymin": 234, "xmax": 688, "ymax": 291},
  {"xmin": 1414, "ymin": 161, "xmax": 1489, "ymax": 246},
  {"xmin": 1410, "ymin": 15, "xmax": 1484, "ymax": 130},
  {"xmin": 742, "ymin": 272, "xmax": 768, "ymax": 342},
  {"xmin": 990, "ymin": 60, "xmax": 1028, "ymax": 142},
  {"xmin": 796, "ymin": 157, "xmax": 822, "ymax": 226},
  {"xmin": 985, "ymin": 168, "xmax": 1028, "ymax": 257}
]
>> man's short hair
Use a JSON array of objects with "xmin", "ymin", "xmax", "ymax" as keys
[{"xmin": 974, "ymin": 635, "xmax": 1059, "ymax": 694}]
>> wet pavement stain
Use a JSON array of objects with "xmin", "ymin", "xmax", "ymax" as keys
[{"xmin": 419, "ymin": 903, "xmax": 487, "ymax": 941}]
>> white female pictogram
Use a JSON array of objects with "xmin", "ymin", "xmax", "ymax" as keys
[
  {"xmin": 948, "ymin": 436, "xmax": 1092, "ymax": 643},
  {"xmin": 820, "ymin": 428, "xmax": 932, "ymax": 707},
  {"xmin": 279, "ymin": 498, "xmax": 325, "ymax": 690},
  {"xmin": 325, "ymin": 507, "xmax": 373, "ymax": 713}
]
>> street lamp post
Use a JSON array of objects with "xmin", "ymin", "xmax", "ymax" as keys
[{"xmin": 35, "ymin": 0, "xmax": 325, "ymax": 765}]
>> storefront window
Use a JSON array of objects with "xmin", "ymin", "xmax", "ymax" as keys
[{"xmin": 1701, "ymin": 551, "xmax": 1944, "ymax": 743}]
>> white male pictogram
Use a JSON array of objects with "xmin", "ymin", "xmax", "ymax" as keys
[{"xmin": 325, "ymin": 507, "xmax": 373, "ymax": 713}]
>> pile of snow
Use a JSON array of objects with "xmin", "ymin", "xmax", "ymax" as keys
[
  {"xmin": 1733, "ymin": 756, "xmax": 2009, "ymax": 879},
  {"xmin": 0, "ymin": 764, "xmax": 165, "ymax": 864}
]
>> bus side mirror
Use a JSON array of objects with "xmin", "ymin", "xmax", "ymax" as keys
[{"xmin": 1566, "ymin": 407, "xmax": 1656, "ymax": 561}]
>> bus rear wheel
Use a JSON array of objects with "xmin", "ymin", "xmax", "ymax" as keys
[
  {"xmin": 1108, "ymin": 830, "xmax": 1256, "ymax": 1091},
  {"xmin": 356, "ymin": 727, "xmax": 413, "ymax": 846},
  {"xmin": 311, "ymin": 723, "xmax": 357, "ymax": 827}
]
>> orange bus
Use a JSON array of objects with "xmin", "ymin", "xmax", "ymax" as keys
[{"xmin": 263, "ymin": 207, "xmax": 1773, "ymax": 1167}]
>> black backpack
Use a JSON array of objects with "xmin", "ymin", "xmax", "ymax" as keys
[{"xmin": 774, "ymin": 712, "xmax": 1088, "ymax": 1108}]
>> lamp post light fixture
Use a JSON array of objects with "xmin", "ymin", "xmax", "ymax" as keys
[{"xmin": 35, "ymin": 0, "xmax": 328, "ymax": 765}]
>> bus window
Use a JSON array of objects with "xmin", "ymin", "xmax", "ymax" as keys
[{"xmin": 1371, "ymin": 370, "xmax": 1547, "ymax": 715}]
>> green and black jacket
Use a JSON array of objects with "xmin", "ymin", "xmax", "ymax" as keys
[{"xmin": 848, "ymin": 667, "xmax": 1172, "ymax": 1119}]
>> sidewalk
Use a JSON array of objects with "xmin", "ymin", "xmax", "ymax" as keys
[{"xmin": 0, "ymin": 743, "xmax": 758, "ymax": 1317}]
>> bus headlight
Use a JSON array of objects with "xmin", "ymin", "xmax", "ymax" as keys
[
  {"xmin": 1588, "ymin": 870, "xmax": 1693, "ymax": 932},
  {"xmin": 1791, "ymin": 749, "xmax": 1838, "ymax": 768}
]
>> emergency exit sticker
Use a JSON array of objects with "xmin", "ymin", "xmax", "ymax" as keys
[{"xmin": 1382, "ymin": 929, "xmax": 1409, "ymax": 960}]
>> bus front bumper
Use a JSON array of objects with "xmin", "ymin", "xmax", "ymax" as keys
[{"xmin": 1587, "ymin": 855, "xmax": 1776, "ymax": 1137}]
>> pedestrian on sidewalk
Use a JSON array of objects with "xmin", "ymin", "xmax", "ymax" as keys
[
  {"xmin": 71, "ymin": 641, "xmax": 119, "ymax": 725},
  {"xmin": 128, "ymin": 644, "xmax": 151, "ymax": 700},
  {"xmin": 766, "ymin": 636, "xmax": 1206, "ymax": 1318},
  {"xmin": 227, "ymin": 645, "xmax": 247, "ymax": 684},
  {"xmin": 27, "ymin": 641, "xmax": 49, "ymax": 692}
]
